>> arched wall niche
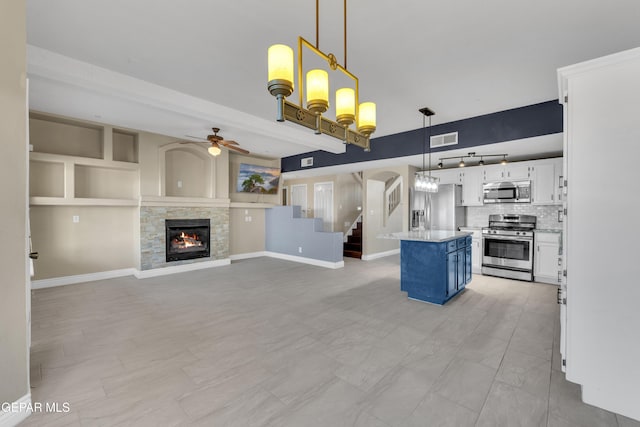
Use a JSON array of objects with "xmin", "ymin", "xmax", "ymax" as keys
[{"xmin": 158, "ymin": 142, "xmax": 217, "ymax": 198}]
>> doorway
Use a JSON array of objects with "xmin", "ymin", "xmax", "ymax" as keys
[
  {"xmin": 314, "ymin": 182, "xmax": 334, "ymax": 232},
  {"xmin": 290, "ymin": 184, "xmax": 308, "ymax": 218}
]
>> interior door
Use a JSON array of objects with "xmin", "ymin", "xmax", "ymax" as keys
[
  {"xmin": 290, "ymin": 184, "xmax": 307, "ymax": 218},
  {"xmin": 314, "ymin": 182, "xmax": 334, "ymax": 232}
]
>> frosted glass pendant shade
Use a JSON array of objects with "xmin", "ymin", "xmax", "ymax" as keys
[
  {"xmin": 336, "ymin": 87, "xmax": 355, "ymax": 126},
  {"xmin": 357, "ymin": 102, "xmax": 376, "ymax": 136},
  {"xmin": 306, "ymin": 69, "xmax": 329, "ymax": 114},
  {"xmin": 267, "ymin": 44, "xmax": 294, "ymax": 97}
]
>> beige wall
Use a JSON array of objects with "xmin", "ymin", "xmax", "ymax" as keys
[
  {"xmin": 229, "ymin": 153, "xmax": 280, "ymax": 204},
  {"xmin": 164, "ymin": 149, "xmax": 207, "ymax": 197},
  {"xmin": 0, "ymin": 0, "xmax": 29, "ymax": 405},
  {"xmin": 229, "ymin": 207, "xmax": 266, "ymax": 255},
  {"xmin": 362, "ymin": 165, "xmax": 411, "ymax": 256},
  {"xmin": 30, "ymin": 207, "xmax": 138, "ymax": 279},
  {"xmin": 283, "ymin": 172, "xmax": 363, "ymax": 234}
]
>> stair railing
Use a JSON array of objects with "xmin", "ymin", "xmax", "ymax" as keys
[
  {"xmin": 384, "ymin": 176, "xmax": 403, "ymax": 227},
  {"xmin": 344, "ymin": 212, "xmax": 363, "ymax": 242}
]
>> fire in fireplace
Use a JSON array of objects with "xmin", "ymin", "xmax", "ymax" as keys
[{"xmin": 165, "ymin": 219, "xmax": 210, "ymax": 262}]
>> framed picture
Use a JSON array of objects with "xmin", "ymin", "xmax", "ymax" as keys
[{"xmin": 237, "ymin": 163, "xmax": 281, "ymax": 194}]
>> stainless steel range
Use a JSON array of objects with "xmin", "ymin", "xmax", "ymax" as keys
[{"xmin": 482, "ymin": 214, "xmax": 536, "ymax": 281}]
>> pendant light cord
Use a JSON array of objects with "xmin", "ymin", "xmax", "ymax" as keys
[
  {"xmin": 428, "ymin": 114, "xmax": 432, "ymax": 179},
  {"xmin": 317, "ymin": 0, "xmax": 349, "ymax": 69},
  {"xmin": 344, "ymin": 0, "xmax": 347, "ymax": 69},
  {"xmin": 422, "ymin": 114, "xmax": 426, "ymax": 173},
  {"xmin": 316, "ymin": 0, "xmax": 320, "ymax": 49}
]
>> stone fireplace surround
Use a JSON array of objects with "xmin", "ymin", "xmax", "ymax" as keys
[{"xmin": 140, "ymin": 202, "xmax": 229, "ymax": 271}]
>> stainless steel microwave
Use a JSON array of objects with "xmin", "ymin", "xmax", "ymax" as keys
[{"xmin": 483, "ymin": 180, "xmax": 531, "ymax": 203}]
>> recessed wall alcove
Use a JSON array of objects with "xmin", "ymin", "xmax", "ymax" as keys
[{"xmin": 159, "ymin": 143, "xmax": 217, "ymax": 198}]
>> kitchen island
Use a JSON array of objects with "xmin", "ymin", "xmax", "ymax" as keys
[{"xmin": 381, "ymin": 231, "xmax": 472, "ymax": 305}]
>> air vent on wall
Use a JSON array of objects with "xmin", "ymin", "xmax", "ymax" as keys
[
  {"xmin": 301, "ymin": 157, "xmax": 313, "ymax": 167},
  {"xmin": 430, "ymin": 131, "xmax": 458, "ymax": 148}
]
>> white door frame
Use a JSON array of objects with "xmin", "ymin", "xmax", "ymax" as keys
[
  {"xmin": 314, "ymin": 181, "xmax": 334, "ymax": 232},
  {"xmin": 290, "ymin": 183, "xmax": 308, "ymax": 217}
]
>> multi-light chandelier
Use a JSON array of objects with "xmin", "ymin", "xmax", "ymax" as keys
[
  {"xmin": 267, "ymin": 0, "xmax": 376, "ymax": 151},
  {"xmin": 415, "ymin": 107, "xmax": 439, "ymax": 193},
  {"xmin": 437, "ymin": 152, "xmax": 508, "ymax": 169}
]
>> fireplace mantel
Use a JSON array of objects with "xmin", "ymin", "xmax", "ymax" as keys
[{"xmin": 140, "ymin": 195, "xmax": 230, "ymax": 208}]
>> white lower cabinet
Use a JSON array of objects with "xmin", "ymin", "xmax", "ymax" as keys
[{"xmin": 534, "ymin": 231, "xmax": 561, "ymax": 284}]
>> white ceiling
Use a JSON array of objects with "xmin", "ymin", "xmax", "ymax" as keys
[{"xmin": 25, "ymin": 0, "xmax": 640, "ymax": 165}]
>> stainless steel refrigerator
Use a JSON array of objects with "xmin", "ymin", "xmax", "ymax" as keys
[{"xmin": 410, "ymin": 184, "xmax": 465, "ymax": 230}]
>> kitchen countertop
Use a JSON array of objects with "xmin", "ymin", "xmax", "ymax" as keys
[
  {"xmin": 379, "ymin": 230, "xmax": 472, "ymax": 243},
  {"xmin": 534, "ymin": 229, "xmax": 562, "ymax": 233}
]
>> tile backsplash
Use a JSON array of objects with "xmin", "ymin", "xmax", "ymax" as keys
[{"xmin": 466, "ymin": 204, "xmax": 562, "ymax": 230}]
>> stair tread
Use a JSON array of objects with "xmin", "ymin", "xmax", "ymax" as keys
[{"xmin": 343, "ymin": 249, "xmax": 362, "ymax": 259}]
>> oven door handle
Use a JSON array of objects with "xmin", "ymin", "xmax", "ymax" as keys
[{"xmin": 483, "ymin": 234, "xmax": 533, "ymax": 242}]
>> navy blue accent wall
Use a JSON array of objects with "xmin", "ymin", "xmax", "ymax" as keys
[{"xmin": 281, "ymin": 100, "xmax": 563, "ymax": 172}]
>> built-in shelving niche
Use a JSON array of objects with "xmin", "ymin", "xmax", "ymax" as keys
[
  {"xmin": 113, "ymin": 129, "xmax": 138, "ymax": 164},
  {"xmin": 30, "ymin": 113, "xmax": 103, "ymax": 159},
  {"xmin": 29, "ymin": 160, "xmax": 64, "ymax": 198},
  {"xmin": 28, "ymin": 112, "xmax": 140, "ymax": 206}
]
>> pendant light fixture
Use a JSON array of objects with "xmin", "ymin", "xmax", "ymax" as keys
[
  {"xmin": 267, "ymin": 0, "xmax": 375, "ymax": 151},
  {"xmin": 415, "ymin": 107, "xmax": 438, "ymax": 193}
]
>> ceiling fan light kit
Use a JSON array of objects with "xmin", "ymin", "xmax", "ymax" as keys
[
  {"xmin": 267, "ymin": 0, "xmax": 375, "ymax": 151},
  {"xmin": 184, "ymin": 127, "xmax": 249, "ymax": 157}
]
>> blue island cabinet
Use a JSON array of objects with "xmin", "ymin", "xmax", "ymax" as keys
[{"xmin": 400, "ymin": 235, "xmax": 472, "ymax": 305}]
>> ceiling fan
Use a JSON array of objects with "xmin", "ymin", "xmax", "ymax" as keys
[{"xmin": 183, "ymin": 127, "xmax": 249, "ymax": 156}]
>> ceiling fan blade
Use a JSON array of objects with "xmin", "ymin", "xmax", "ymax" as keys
[
  {"xmin": 185, "ymin": 135, "xmax": 209, "ymax": 142},
  {"xmin": 226, "ymin": 145, "xmax": 250, "ymax": 154},
  {"xmin": 220, "ymin": 139, "xmax": 239, "ymax": 146}
]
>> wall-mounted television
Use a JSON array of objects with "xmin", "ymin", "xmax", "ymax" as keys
[{"xmin": 237, "ymin": 163, "xmax": 281, "ymax": 194}]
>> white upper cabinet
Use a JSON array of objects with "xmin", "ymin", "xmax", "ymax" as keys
[
  {"xmin": 531, "ymin": 163, "xmax": 556, "ymax": 205},
  {"xmin": 531, "ymin": 158, "xmax": 563, "ymax": 205},
  {"xmin": 460, "ymin": 168, "xmax": 483, "ymax": 206},
  {"xmin": 430, "ymin": 158, "xmax": 563, "ymax": 207},
  {"xmin": 553, "ymin": 157, "xmax": 564, "ymax": 204},
  {"xmin": 431, "ymin": 168, "xmax": 461, "ymax": 185},
  {"xmin": 483, "ymin": 163, "xmax": 531, "ymax": 182}
]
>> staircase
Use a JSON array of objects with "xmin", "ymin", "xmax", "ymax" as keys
[{"xmin": 343, "ymin": 221, "xmax": 362, "ymax": 259}]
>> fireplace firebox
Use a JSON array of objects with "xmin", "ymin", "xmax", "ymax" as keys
[{"xmin": 165, "ymin": 219, "xmax": 210, "ymax": 262}]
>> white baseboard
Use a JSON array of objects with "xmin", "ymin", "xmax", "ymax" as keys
[
  {"xmin": 134, "ymin": 258, "xmax": 231, "ymax": 279},
  {"xmin": 229, "ymin": 251, "xmax": 267, "ymax": 261},
  {"xmin": 30, "ymin": 251, "xmax": 344, "ymax": 289},
  {"xmin": 264, "ymin": 251, "xmax": 344, "ymax": 269},
  {"xmin": 0, "ymin": 393, "xmax": 32, "ymax": 427},
  {"xmin": 31, "ymin": 268, "xmax": 136, "ymax": 289},
  {"xmin": 361, "ymin": 248, "xmax": 400, "ymax": 261}
]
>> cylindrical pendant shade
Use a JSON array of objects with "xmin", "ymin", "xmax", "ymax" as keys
[
  {"xmin": 357, "ymin": 102, "xmax": 376, "ymax": 136},
  {"xmin": 267, "ymin": 44, "xmax": 294, "ymax": 97},
  {"xmin": 336, "ymin": 87, "xmax": 355, "ymax": 126},
  {"xmin": 306, "ymin": 69, "xmax": 329, "ymax": 114}
]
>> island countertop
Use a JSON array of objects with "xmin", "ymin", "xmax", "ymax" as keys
[{"xmin": 379, "ymin": 230, "xmax": 472, "ymax": 243}]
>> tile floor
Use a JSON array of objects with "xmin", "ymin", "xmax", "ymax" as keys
[{"xmin": 22, "ymin": 256, "xmax": 640, "ymax": 426}]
